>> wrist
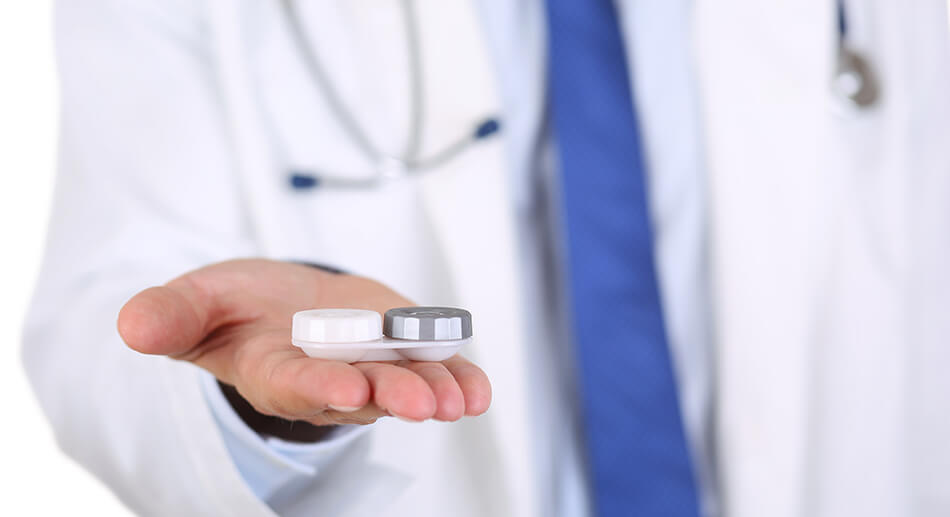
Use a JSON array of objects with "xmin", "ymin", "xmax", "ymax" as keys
[{"xmin": 217, "ymin": 381, "xmax": 336, "ymax": 442}]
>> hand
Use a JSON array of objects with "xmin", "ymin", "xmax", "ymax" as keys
[{"xmin": 117, "ymin": 259, "xmax": 491, "ymax": 428}]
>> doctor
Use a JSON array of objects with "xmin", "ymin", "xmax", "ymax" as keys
[{"xmin": 22, "ymin": 1, "xmax": 950, "ymax": 517}]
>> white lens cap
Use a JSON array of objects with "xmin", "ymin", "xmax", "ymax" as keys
[
  {"xmin": 384, "ymin": 307, "xmax": 472, "ymax": 341},
  {"xmin": 292, "ymin": 309, "xmax": 382, "ymax": 343}
]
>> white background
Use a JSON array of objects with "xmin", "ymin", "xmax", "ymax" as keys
[
  {"xmin": 2, "ymin": 2, "xmax": 949, "ymax": 517},
  {"xmin": 0, "ymin": 2, "xmax": 129, "ymax": 515}
]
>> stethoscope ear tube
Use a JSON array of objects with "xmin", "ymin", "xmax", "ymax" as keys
[{"xmin": 286, "ymin": 116, "xmax": 501, "ymax": 191}]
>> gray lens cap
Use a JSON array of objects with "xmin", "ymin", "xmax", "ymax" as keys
[{"xmin": 384, "ymin": 307, "xmax": 473, "ymax": 341}]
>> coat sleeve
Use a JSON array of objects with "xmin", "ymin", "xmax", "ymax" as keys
[{"xmin": 23, "ymin": 1, "xmax": 288, "ymax": 515}]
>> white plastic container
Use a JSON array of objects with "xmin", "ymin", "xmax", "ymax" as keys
[{"xmin": 291, "ymin": 307, "xmax": 472, "ymax": 363}]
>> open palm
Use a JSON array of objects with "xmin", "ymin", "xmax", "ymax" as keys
[{"xmin": 117, "ymin": 259, "xmax": 491, "ymax": 426}]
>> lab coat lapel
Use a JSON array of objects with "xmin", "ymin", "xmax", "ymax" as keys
[
  {"xmin": 417, "ymin": 154, "xmax": 534, "ymax": 515},
  {"xmin": 694, "ymin": 1, "xmax": 837, "ymax": 516},
  {"xmin": 695, "ymin": 1, "xmax": 950, "ymax": 516},
  {"xmin": 413, "ymin": 1, "xmax": 538, "ymax": 514}
]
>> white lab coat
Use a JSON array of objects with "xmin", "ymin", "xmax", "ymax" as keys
[{"xmin": 22, "ymin": 1, "xmax": 950, "ymax": 516}]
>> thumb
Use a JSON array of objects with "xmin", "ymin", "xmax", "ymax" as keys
[
  {"xmin": 117, "ymin": 259, "xmax": 333, "ymax": 356},
  {"xmin": 117, "ymin": 277, "xmax": 215, "ymax": 356},
  {"xmin": 117, "ymin": 259, "xmax": 410, "ymax": 356}
]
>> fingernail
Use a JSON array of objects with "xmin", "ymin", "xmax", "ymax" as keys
[
  {"xmin": 395, "ymin": 415, "xmax": 423, "ymax": 423},
  {"xmin": 329, "ymin": 405, "xmax": 361, "ymax": 412}
]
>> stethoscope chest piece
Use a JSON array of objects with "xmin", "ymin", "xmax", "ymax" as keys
[
  {"xmin": 832, "ymin": 0, "xmax": 879, "ymax": 111},
  {"xmin": 834, "ymin": 45, "xmax": 879, "ymax": 109}
]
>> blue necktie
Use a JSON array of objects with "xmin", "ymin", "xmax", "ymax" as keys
[{"xmin": 544, "ymin": 2, "xmax": 701, "ymax": 516}]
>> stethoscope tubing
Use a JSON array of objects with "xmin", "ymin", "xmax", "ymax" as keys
[{"xmin": 278, "ymin": 0, "xmax": 500, "ymax": 190}]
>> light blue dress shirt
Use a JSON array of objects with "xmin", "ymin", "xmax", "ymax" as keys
[
  {"xmin": 204, "ymin": 0, "xmax": 715, "ymax": 515},
  {"xmin": 201, "ymin": 372, "xmax": 369, "ymax": 502}
]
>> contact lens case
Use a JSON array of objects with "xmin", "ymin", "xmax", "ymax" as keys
[{"xmin": 292, "ymin": 307, "xmax": 472, "ymax": 363}]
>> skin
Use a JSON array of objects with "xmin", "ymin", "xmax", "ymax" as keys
[{"xmin": 117, "ymin": 259, "xmax": 492, "ymax": 428}]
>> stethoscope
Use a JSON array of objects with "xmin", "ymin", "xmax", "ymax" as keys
[
  {"xmin": 277, "ymin": 0, "xmax": 875, "ymax": 190},
  {"xmin": 278, "ymin": 0, "xmax": 501, "ymax": 191},
  {"xmin": 833, "ymin": 0, "xmax": 879, "ymax": 110}
]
